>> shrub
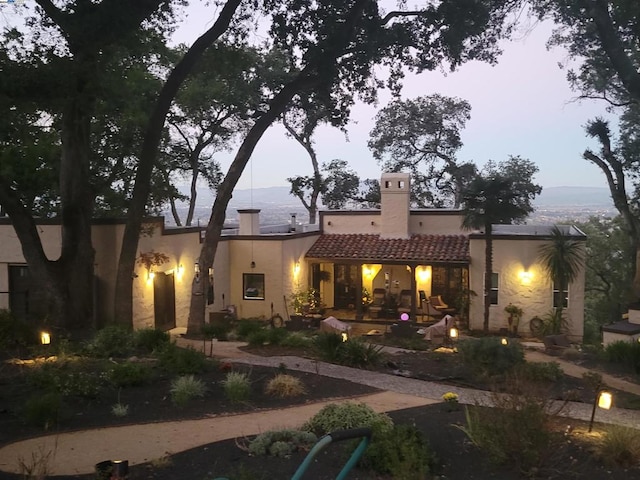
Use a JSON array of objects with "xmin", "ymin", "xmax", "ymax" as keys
[
  {"xmin": 222, "ymin": 371, "xmax": 251, "ymax": 404},
  {"xmin": 22, "ymin": 392, "xmax": 63, "ymax": 429},
  {"xmin": 170, "ymin": 375, "xmax": 206, "ymax": 407},
  {"xmin": 235, "ymin": 320, "xmax": 265, "ymax": 340},
  {"xmin": 28, "ymin": 361, "xmax": 105, "ymax": 398},
  {"xmin": 264, "ymin": 374, "xmax": 307, "ymax": 398},
  {"xmin": 519, "ymin": 361, "xmax": 563, "ymax": 383},
  {"xmin": 86, "ymin": 325, "xmax": 134, "ymax": 358},
  {"xmin": 157, "ymin": 343, "xmax": 208, "ymax": 374},
  {"xmin": 111, "ymin": 403, "xmax": 129, "ymax": 417},
  {"xmin": 604, "ymin": 341, "xmax": 640, "ymax": 373},
  {"xmin": 312, "ymin": 332, "xmax": 344, "ymax": 362},
  {"xmin": 538, "ymin": 309, "xmax": 569, "ymax": 336},
  {"xmin": 201, "ymin": 323, "xmax": 231, "ymax": 341},
  {"xmin": 458, "ymin": 337, "xmax": 525, "ymax": 377},
  {"xmin": 280, "ymin": 332, "xmax": 313, "ymax": 348},
  {"xmin": 265, "ymin": 327, "xmax": 290, "ymax": 346},
  {"xmin": 457, "ymin": 378, "xmax": 563, "ymax": 473},
  {"xmin": 594, "ymin": 425, "xmax": 640, "ymax": 468},
  {"xmin": 108, "ymin": 362, "xmax": 154, "ymax": 387},
  {"xmin": 338, "ymin": 338, "xmax": 385, "ymax": 368},
  {"xmin": 246, "ymin": 329, "xmax": 270, "ymax": 347},
  {"xmin": 302, "ymin": 402, "xmax": 393, "ymax": 436},
  {"xmin": 362, "ymin": 424, "xmax": 436, "ymax": 479},
  {"xmin": 133, "ymin": 328, "xmax": 170, "ymax": 353},
  {"xmin": 0, "ymin": 310, "xmax": 36, "ymax": 352},
  {"xmin": 248, "ymin": 430, "xmax": 317, "ymax": 457}
]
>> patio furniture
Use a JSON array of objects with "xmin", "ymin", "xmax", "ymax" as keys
[
  {"xmin": 429, "ymin": 295, "xmax": 457, "ymax": 315},
  {"xmin": 423, "ymin": 314, "xmax": 455, "ymax": 342},
  {"xmin": 397, "ymin": 289, "xmax": 412, "ymax": 315},
  {"xmin": 368, "ymin": 288, "xmax": 386, "ymax": 318}
]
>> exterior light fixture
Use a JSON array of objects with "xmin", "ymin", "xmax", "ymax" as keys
[
  {"xmin": 341, "ymin": 332, "xmax": 348, "ymax": 342},
  {"xmin": 177, "ymin": 264, "xmax": 184, "ymax": 277},
  {"xmin": 519, "ymin": 271, "xmax": 533, "ymax": 285},
  {"xmin": 449, "ymin": 327, "xmax": 458, "ymax": 340},
  {"xmin": 400, "ymin": 313, "xmax": 410, "ymax": 322},
  {"xmin": 501, "ymin": 337, "xmax": 508, "ymax": 345},
  {"xmin": 418, "ymin": 267, "xmax": 430, "ymax": 282},
  {"xmin": 194, "ymin": 262, "xmax": 201, "ymax": 283},
  {"xmin": 293, "ymin": 262, "xmax": 301, "ymax": 276},
  {"xmin": 147, "ymin": 270, "xmax": 155, "ymax": 283},
  {"xmin": 40, "ymin": 332, "xmax": 51, "ymax": 345},
  {"xmin": 250, "ymin": 261, "xmax": 256, "ymax": 269},
  {"xmin": 589, "ymin": 390, "xmax": 613, "ymax": 432}
]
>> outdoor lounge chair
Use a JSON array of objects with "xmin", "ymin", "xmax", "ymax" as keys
[
  {"xmin": 397, "ymin": 289, "xmax": 412, "ymax": 315},
  {"xmin": 368, "ymin": 288, "xmax": 386, "ymax": 318},
  {"xmin": 429, "ymin": 295, "xmax": 449, "ymax": 310}
]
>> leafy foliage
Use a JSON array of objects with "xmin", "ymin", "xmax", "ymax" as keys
[
  {"xmin": 302, "ymin": 402, "xmax": 393, "ymax": 436},
  {"xmin": 22, "ymin": 392, "xmax": 64, "ymax": 430},
  {"xmin": 603, "ymin": 340, "xmax": 640, "ymax": 374},
  {"xmin": 108, "ymin": 362, "xmax": 154, "ymax": 388},
  {"xmin": 594, "ymin": 425, "xmax": 640, "ymax": 468},
  {"xmin": 458, "ymin": 337, "xmax": 525, "ymax": 377},
  {"xmin": 133, "ymin": 328, "xmax": 171, "ymax": 353},
  {"xmin": 248, "ymin": 429, "xmax": 317, "ymax": 457},
  {"xmin": 85, "ymin": 326, "xmax": 134, "ymax": 358},
  {"xmin": 157, "ymin": 343, "xmax": 209, "ymax": 375},
  {"xmin": 264, "ymin": 374, "xmax": 307, "ymax": 398}
]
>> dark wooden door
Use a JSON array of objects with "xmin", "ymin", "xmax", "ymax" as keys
[{"xmin": 154, "ymin": 272, "xmax": 176, "ymax": 331}]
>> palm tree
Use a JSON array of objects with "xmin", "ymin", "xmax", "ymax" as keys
[
  {"xmin": 461, "ymin": 172, "xmax": 539, "ymax": 332},
  {"xmin": 538, "ymin": 226, "xmax": 585, "ymax": 319}
]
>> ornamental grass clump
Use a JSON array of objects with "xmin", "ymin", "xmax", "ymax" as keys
[
  {"xmin": 264, "ymin": 374, "xmax": 307, "ymax": 398},
  {"xmin": 170, "ymin": 375, "xmax": 206, "ymax": 407},
  {"xmin": 222, "ymin": 371, "xmax": 251, "ymax": 404},
  {"xmin": 594, "ymin": 425, "xmax": 640, "ymax": 468}
]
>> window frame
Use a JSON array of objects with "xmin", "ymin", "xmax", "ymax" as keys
[{"xmin": 243, "ymin": 273, "xmax": 265, "ymax": 300}]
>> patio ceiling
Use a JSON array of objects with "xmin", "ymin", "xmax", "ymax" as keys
[{"xmin": 305, "ymin": 234, "xmax": 469, "ymax": 264}]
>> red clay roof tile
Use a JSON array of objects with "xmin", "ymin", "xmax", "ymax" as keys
[{"xmin": 305, "ymin": 234, "xmax": 469, "ymax": 263}]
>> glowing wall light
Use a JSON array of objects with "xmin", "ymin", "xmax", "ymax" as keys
[
  {"xmin": 519, "ymin": 270, "xmax": 533, "ymax": 285},
  {"xmin": 147, "ymin": 270, "xmax": 156, "ymax": 283},
  {"xmin": 417, "ymin": 266, "xmax": 431, "ymax": 282},
  {"xmin": 293, "ymin": 262, "xmax": 301, "ymax": 276}
]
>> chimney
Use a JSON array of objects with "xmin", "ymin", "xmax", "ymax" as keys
[
  {"xmin": 237, "ymin": 209, "xmax": 260, "ymax": 235},
  {"xmin": 380, "ymin": 172, "xmax": 410, "ymax": 239}
]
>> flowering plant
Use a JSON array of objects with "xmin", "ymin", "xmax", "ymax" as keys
[{"xmin": 442, "ymin": 392, "xmax": 459, "ymax": 404}]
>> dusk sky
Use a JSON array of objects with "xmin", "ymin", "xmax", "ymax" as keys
[{"xmin": 173, "ymin": 5, "xmax": 617, "ymax": 192}]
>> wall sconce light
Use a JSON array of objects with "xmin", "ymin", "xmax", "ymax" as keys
[
  {"xmin": 208, "ymin": 267, "xmax": 214, "ymax": 279},
  {"xmin": 147, "ymin": 270, "xmax": 155, "ymax": 283},
  {"xmin": 589, "ymin": 390, "xmax": 613, "ymax": 432},
  {"xmin": 293, "ymin": 262, "xmax": 301, "ymax": 276},
  {"xmin": 519, "ymin": 271, "xmax": 533, "ymax": 285},
  {"xmin": 40, "ymin": 331, "xmax": 51, "ymax": 345},
  {"xmin": 327, "ymin": 221, "xmax": 332, "ymax": 226},
  {"xmin": 176, "ymin": 264, "xmax": 184, "ymax": 279},
  {"xmin": 363, "ymin": 266, "xmax": 372, "ymax": 277},
  {"xmin": 250, "ymin": 261, "xmax": 256, "ymax": 269},
  {"xmin": 418, "ymin": 267, "xmax": 430, "ymax": 282},
  {"xmin": 194, "ymin": 262, "xmax": 201, "ymax": 282},
  {"xmin": 371, "ymin": 221, "xmax": 375, "ymax": 226}
]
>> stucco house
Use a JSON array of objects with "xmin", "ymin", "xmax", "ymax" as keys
[{"xmin": 0, "ymin": 172, "xmax": 586, "ymax": 340}]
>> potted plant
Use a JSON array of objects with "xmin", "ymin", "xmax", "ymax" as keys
[{"xmin": 504, "ymin": 303, "xmax": 523, "ymax": 335}]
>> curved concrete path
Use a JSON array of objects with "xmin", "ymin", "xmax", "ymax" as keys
[{"xmin": 1, "ymin": 338, "xmax": 639, "ymax": 476}]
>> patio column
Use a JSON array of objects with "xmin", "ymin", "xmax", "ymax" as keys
[
  {"xmin": 409, "ymin": 264, "xmax": 417, "ymax": 320},
  {"xmin": 355, "ymin": 263, "xmax": 363, "ymax": 320}
]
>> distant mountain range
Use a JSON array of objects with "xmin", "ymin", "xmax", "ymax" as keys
[{"xmin": 168, "ymin": 185, "xmax": 616, "ymax": 226}]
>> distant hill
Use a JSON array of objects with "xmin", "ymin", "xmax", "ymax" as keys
[
  {"xmin": 168, "ymin": 185, "xmax": 616, "ymax": 226},
  {"xmin": 534, "ymin": 186, "xmax": 612, "ymax": 207}
]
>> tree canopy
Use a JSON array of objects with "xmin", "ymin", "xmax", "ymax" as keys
[{"xmin": 368, "ymin": 94, "xmax": 475, "ymax": 207}]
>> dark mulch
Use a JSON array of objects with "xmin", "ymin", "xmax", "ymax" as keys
[{"xmin": 1, "ymin": 343, "xmax": 640, "ymax": 480}]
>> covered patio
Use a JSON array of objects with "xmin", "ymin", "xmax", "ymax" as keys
[{"xmin": 304, "ymin": 233, "xmax": 470, "ymax": 324}]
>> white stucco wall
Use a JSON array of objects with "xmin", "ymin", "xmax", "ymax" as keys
[
  {"xmin": 468, "ymin": 236, "xmax": 585, "ymax": 340},
  {"xmin": 603, "ymin": 331, "xmax": 640, "ymax": 345}
]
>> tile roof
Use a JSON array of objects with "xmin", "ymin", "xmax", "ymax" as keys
[{"xmin": 305, "ymin": 234, "xmax": 469, "ymax": 263}]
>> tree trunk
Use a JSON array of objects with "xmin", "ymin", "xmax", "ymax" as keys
[
  {"xmin": 187, "ymin": 73, "xmax": 323, "ymax": 334},
  {"xmin": 483, "ymin": 223, "xmax": 493, "ymax": 333},
  {"xmin": 113, "ymin": 0, "xmax": 242, "ymax": 327}
]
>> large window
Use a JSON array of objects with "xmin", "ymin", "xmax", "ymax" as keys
[
  {"xmin": 553, "ymin": 282, "xmax": 568, "ymax": 308},
  {"xmin": 243, "ymin": 273, "xmax": 265, "ymax": 300}
]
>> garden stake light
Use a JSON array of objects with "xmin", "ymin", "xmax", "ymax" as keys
[
  {"xmin": 588, "ymin": 390, "xmax": 612, "ymax": 432},
  {"xmin": 40, "ymin": 331, "xmax": 51, "ymax": 345}
]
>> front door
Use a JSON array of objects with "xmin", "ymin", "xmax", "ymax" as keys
[
  {"xmin": 154, "ymin": 272, "xmax": 176, "ymax": 331},
  {"xmin": 334, "ymin": 264, "xmax": 358, "ymax": 309}
]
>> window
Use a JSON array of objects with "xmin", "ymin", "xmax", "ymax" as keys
[
  {"xmin": 553, "ymin": 282, "xmax": 568, "ymax": 308},
  {"xmin": 489, "ymin": 272, "xmax": 499, "ymax": 305},
  {"xmin": 243, "ymin": 273, "xmax": 265, "ymax": 300}
]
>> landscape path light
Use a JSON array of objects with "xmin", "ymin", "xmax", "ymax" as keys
[
  {"xmin": 588, "ymin": 390, "xmax": 613, "ymax": 433},
  {"xmin": 40, "ymin": 331, "xmax": 51, "ymax": 345}
]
